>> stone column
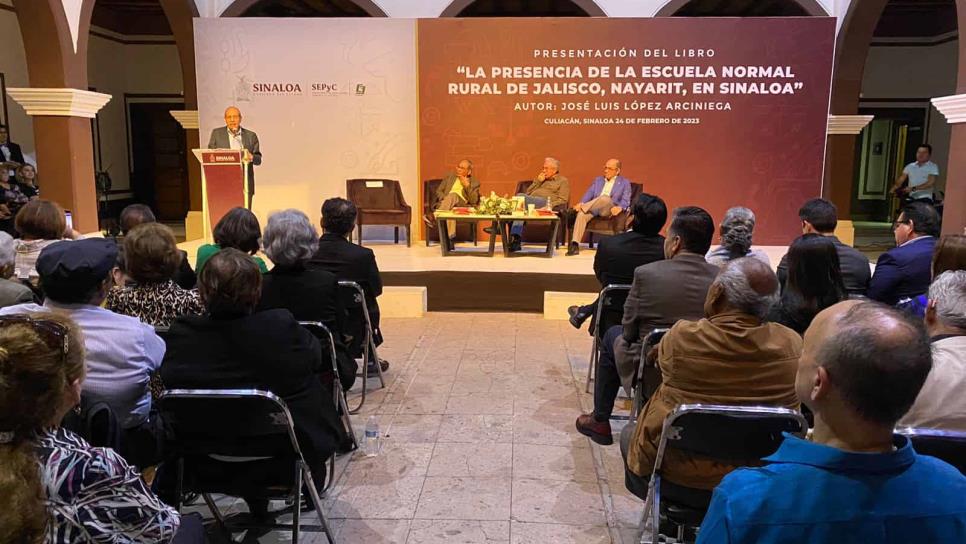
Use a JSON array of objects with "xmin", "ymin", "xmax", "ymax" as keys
[
  {"xmin": 170, "ymin": 109, "xmax": 206, "ymax": 240},
  {"xmin": 6, "ymin": 88, "xmax": 111, "ymax": 233},
  {"xmin": 932, "ymin": 94, "xmax": 966, "ymax": 236},
  {"xmin": 824, "ymin": 114, "xmax": 874, "ymax": 246}
]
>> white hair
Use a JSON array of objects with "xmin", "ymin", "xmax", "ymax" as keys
[
  {"xmin": 262, "ymin": 209, "xmax": 318, "ymax": 267},
  {"xmin": 0, "ymin": 231, "xmax": 13, "ymax": 269},
  {"xmin": 545, "ymin": 157, "xmax": 560, "ymax": 170},
  {"xmin": 929, "ymin": 270, "xmax": 966, "ymax": 330},
  {"xmin": 715, "ymin": 257, "xmax": 778, "ymax": 319}
]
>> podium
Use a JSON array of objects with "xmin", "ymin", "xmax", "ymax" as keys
[{"xmin": 192, "ymin": 149, "xmax": 250, "ymax": 243}]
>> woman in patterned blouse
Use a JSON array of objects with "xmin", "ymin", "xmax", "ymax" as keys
[
  {"xmin": 0, "ymin": 312, "xmax": 182, "ymax": 543},
  {"xmin": 106, "ymin": 222, "xmax": 203, "ymax": 328}
]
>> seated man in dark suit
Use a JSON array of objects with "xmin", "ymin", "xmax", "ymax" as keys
[
  {"xmin": 309, "ymin": 197, "xmax": 388, "ymax": 370},
  {"xmin": 568, "ymin": 192, "xmax": 667, "ymax": 330},
  {"xmin": 425, "ymin": 159, "xmax": 481, "ymax": 252},
  {"xmin": 119, "ymin": 204, "xmax": 196, "ymax": 290},
  {"xmin": 868, "ymin": 201, "xmax": 940, "ymax": 305},
  {"xmin": 777, "ymin": 198, "xmax": 870, "ymax": 296},
  {"xmin": 576, "ymin": 206, "xmax": 719, "ymax": 445},
  {"xmin": 160, "ymin": 249, "xmax": 348, "ymax": 516}
]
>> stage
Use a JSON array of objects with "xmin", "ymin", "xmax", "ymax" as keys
[{"xmin": 179, "ymin": 237, "xmax": 792, "ymax": 313}]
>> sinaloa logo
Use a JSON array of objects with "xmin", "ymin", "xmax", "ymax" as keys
[{"xmin": 251, "ymin": 82, "xmax": 303, "ymax": 95}]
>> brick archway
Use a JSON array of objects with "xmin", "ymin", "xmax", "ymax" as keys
[
  {"xmin": 220, "ymin": 0, "xmax": 388, "ymax": 17},
  {"xmin": 654, "ymin": 0, "xmax": 828, "ymax": 16},
  {"xmin": 439, "ymin": 0, "xmax": 606, "ymax": 17}
]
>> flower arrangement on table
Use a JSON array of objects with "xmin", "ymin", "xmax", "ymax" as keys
[{"xmin": 476, "ymin": 192, "xmax": 520, "ymax": 216}]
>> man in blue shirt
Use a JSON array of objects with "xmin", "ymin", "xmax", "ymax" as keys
[{"xmin": 697, "ymin": 300, "xmax": 966, "ymax": 543}]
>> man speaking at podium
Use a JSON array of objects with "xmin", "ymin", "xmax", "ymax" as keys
[{"xmin": 208, "ymin": 106, "xmax": 262, "ymax": 208}]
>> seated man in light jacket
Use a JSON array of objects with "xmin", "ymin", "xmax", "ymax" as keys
[{"xmin": 565, "ymin": 158, "xmax": 633, "ymax": 256}]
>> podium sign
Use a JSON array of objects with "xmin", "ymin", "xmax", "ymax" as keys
[{"xmin": 193, "ymin": 149, "xmax": 250, "ymax": 242}]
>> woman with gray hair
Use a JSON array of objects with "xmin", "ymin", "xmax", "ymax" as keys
[
  {"xmin": 257, "ymin": 210, "xmax": 356, "ymax": 391},
  {"xmin": 706, "ymin": 206, "xmax": 771, "ymax": 267},
  {"xmin": 0, "ymin": 231, "xmax": 34, "ymax": 308}
]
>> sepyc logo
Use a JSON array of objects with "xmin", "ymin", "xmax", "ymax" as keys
[
  {"xmin": 251, "ymin": 82, "xmax": 303, "ymax": 95},
  {"xmin": 312, "ymin": 82, "xmax": 348, "ymax": 96}
]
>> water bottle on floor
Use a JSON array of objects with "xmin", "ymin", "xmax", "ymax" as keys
[{"xmin": 363, "ymin": 416, "xmax": 380, "ymax": 457}]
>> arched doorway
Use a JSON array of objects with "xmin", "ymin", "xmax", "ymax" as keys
[
  {"xmin": 441, "ymin": 0, "xmax": 603, "ymax": 17},
  {"xmin": 222, "ymin": 0, "xmax": 386, "ymax": 17},
  {"xmin": 656, "ymin": 0, "xmax": 827, "ymax": 17}
]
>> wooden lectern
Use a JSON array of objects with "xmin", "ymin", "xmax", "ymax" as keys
[{"xmin": 192, "ymin": 149, "xmax": 250, "ymax": 243}]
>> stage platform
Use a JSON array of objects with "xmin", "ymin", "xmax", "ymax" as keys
[{"xmin": 179, "ymin": 237, "xmax": 792, "ymax": 314}]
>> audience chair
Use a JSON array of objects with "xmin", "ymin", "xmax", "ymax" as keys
[
  {"xmin": 346, "ymin": 178, "xmax": 412, "ymax": 247},
  {"xmin": 585, "ymin": 284, "xmax": 632, "ymax": 396},
  {"xmin": 61, "ymin": 394, "xmax": 123, "ymax": 453},
  {"xmin": 639, "ymin": 404, "xmax": 808, "ymax": 544},
  {"xmin": 158, "ymin": 389, "xmax": 337, "ymax": 544},
  {"xmin": 897, "ymin": 427, "xmax": 966, "ymax": 475},
  {"xmin": 586, "ymin": 182, "xmax": 643, "ymax": 248},
  {"xmin": 423, "ymin": 178, "xmax": 478, "ymax": 247},
  {"xmin": 631, "ymin": 328, "xmax": 669, "ymax": 419},
  {"xmin": 514, "ymin": 180, "xmax": 569, "ymax": 248},
  {"xmin": 298, "ymin": 320, "xmax": 359, "ymax": 467},
  {"xmin": 338, "ymin": 280, "xmax": 386, "ymax": 413}
]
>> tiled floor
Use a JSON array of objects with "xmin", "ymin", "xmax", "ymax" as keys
[{"xmin": 192, "ymin": 313, "xmax": 643, "ymax": 543}]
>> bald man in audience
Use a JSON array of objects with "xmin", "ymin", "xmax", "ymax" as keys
[
  {"xmin": 618, "ymin": 258, "xmax": 802, "ymax": 500},
  {"xmin": 697, "ymin": 300, "xmax": 966, "ymax": 542}
]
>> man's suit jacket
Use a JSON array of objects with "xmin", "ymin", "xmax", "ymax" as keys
[
  {"xmin": 207, "ymin": 126, "xmax": 262, "ymax": 193},
  {"xmin": 159, "ymin": 309, "xmax": 348, "ymax": 463},
  {"xmin": 867, "ymin": 236, "xmax": 936, "ymax": 305},
  {"xmin": 777, "ymin": 236, "xmax": 870, "ymax": 296},
  {"xmin": 0, "ymin": 141, "xmax": 25, "ymax": 165},
  {"xmin": 526, "ymin": 174, "xmax": 570, "ymax": 209},
  {"xmin": 309, "ymin": 233, "xmax": 383, "ymax": 349},
  {"xmin": 614, "ymin": 253, "xmax": 720, "ymax": 390},
  {"xmin": 579, "ymin": 175, "xmax": 633, "ymax": 210},
  {"xmin": 593, "ymin": 231, "xmax": 665, "ymax": 287},
  {"xmin": 434, "ymin": 173, "xmax": 481, "ymax": 208}
]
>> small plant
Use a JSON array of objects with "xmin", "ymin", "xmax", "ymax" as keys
[{"xmin": 476, "ymin": 192, "xmax": 518, "ymax": 215}]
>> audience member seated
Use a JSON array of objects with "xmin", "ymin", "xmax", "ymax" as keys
[
  {"xmin": 13, "ymin": 199, "xmax": 71, "ymax": 282},
  {"xmin": 196, "ymin": 206, "xmax": 269, "ymax": 274},
  {"xmin": 568, "ymin": 192, "xmax": 667, "ymax": 330},
  {"xmin": 766, "ymin": 234, "xmax": 847, "ymax": 334},
  {"xmin": 258, "ymin": 209, "xmax": 357, "ymax": 391},
  {"xmin": 14, "ymin": 163, "xmax": 39, "ymax": 199},
  {"xmin": 621, "ymin": 258, "xmax": 801, "ymax": 498},
  {"xmin": 706, "ymin": 206, "xmax": 771, "ymax": 267},
  {"xmin": 576, "ymin": 206, "xmax": 719, "ymax": 445},
  {"xmin": 0, "ymin": 313, "xmax": 202, "ymax": 544},
  {"xmin": 868, "ymin": 201, "xmax": 940, "ymax": 305},
  {"xmin": 0, "ymin": 168, "xmax": 28, "ymax": 235},
  {"xmin": 310, "ymin": 197, "xmax": 388, "ymax": 368},
  {"xmin": 0, "ymin": 239, "xmax": 165, "ymax": 467},
  {"xmin": 119, "ymin": 204, "xmax": 195, "ymax": 290},
  {"xmin": 898, "ymin": 270, "xmax": 966, "ymax": 430},
  {"xmin": 697, "ymin": 301, "xmax": 966, "ymax": 542},
  {"xmin": 159, "ymin": 249, "xmax": 349, "ymax": 515},
  {"xmin": 896, "ymin": 233, "xmax": 966, "ymax": 317},
  {"xmin": 0, "ymin": 231, "xmax": 34, "ymax": 308},
  {"xmin": 106, "ymin": 223, "xmax": 203, "ymax": 328},
  {"xmin": 777, "ymin": 198, "xmax": 871, "ymax": 296}
]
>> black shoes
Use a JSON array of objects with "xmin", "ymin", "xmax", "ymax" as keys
[
  {"xmin": 568, "ymin": 305, "xmax": 591, "ymax": 329},
  {"xmin": 483, "ymin": 226, "xmax": 498, "ymax": 235},
  {"xmin": 444, "ymin": 237, "xmax": 455, "ymax": 252},
  {"xmin": 566, "ymin": 241, "xmax": 580, "ymax": 256},
  {"xmin": 367, "ymin": 359, "xmax": 390, "ymax": 373},
  {"xmin": 508, "ymin": 234, "xmax": 522, "ymax": 253}
]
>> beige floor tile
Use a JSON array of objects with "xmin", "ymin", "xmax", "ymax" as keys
[
  {"xmin": 385, "ymin": 414, "xmax": 444, "ymax": 443},
  {"xmin": 407, "ymin": 520, "xmax": 510, "ymax": 543},
  {"xmin": 513, "ymin": 443, "xmax": 598, "ymax": 482},
  {"xmin": 438, "ymin": 415, "xmax": 514, "ymax": 444},
  {"xmin": 331, "ymin": 474, "xmax": 425, "ymax": 519},
  {"xmin": 511, "ymin": 479, "xmax": 606, "ymax": 526},
  {"xmin": 445, "ymin": 392, "xmax": 515, "ymax": 415},
  {"xmin": 607, "ymin": 490, "xmax": 646, "ymax": 528},
  {"xmin": 451, "ymin": 373, "xmax": 517, "ymax": 395},
  {"xmin": 399, "ymin": 393, "xmax": 451, "ymax": 415},
  {"xmin": 344, "ymin": 442, "xmax": 434, "ymax": 483},
  {"xmin": 512, "ymin": 412, "xmax": 590, "ymax": 448},
  {"xmin": 334, "ymin": 519, "xmax": 412, "ymax": 543},
  {"xmin": 510, "ymin": 521, "xmax": 612, "ymax": 544},
  {"xmin": 414, "ymin": 477, "xmax": 512, "ymax": 521},
  {"xmin": 428, "ymin": 442, "xmax": 513, "ymax": 479}
]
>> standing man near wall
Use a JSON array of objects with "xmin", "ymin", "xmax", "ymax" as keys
[{"xmin": 208, "ymin": 106, "xmax": 262, "ymax": 209}]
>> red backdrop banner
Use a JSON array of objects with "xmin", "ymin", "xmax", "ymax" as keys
[{"xmin": 417, "ymin": 17, "xmax": 836, "ymax": 244}]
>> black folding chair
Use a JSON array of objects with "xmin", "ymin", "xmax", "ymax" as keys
[
  {"xmin": 158, "ymin": 389, "xmax": 337, "ymax": 544},
  {"xmin": 631, "ymin": 328, "xmax": 668, "ymax": 420},
  {"xmin": 640, "ymin": 404, "xmax": 808, "ymax": 544},
  {"xmin": 897, "ymin": 427, "xmax": 966, "ymax": 475},
  {"xmin": 61, "ymin": 395, "xmax": 123, "ymax": 452},
  {"xmin": 337, "ymin": 280, "xmax": 385, "ymax": 413},
  {"xmin": 298, "ymin": 320, "xmax": 359, "ymax": 467},
  {"xmin": 585, "ymin": 284, "xmax": 631, "ymax": 396}
]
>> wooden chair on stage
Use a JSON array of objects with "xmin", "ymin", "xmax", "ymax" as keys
[
  {"xmin": 514, "ymin": 180, "xmax": 569, "ymax": 248},
  {"xmin": 423, "ymin": 178, "xmax": 478, "ymax": 247},
  {"xmin": 584, "ymin": 181, "xmax": 643, "ymax": 248},
  {"xmin": 346, "ymin": 179, "xmax": 412, "ymax": 247}
]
